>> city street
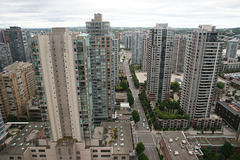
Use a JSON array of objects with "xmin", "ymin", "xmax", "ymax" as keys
[{"xmin": 121, "ymin": 49, "xmax": 160, "ymax": 160}]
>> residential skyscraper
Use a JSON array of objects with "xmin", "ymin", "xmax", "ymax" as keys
[
  {"xmin": 172, "ymin": 35, "xmax": 187, "ymax": 73},
  {"xmin": 146, "ymin": 23, "xmax": 174, "ymax": 101},
  {"xmin": 180, "ymin": 25, "xmax": 223, "ymax": 119},
  {"xmin": 226, "ymin": 38, "xmax": 238, "ymax": 59},
  {"xmin": 0, "ymin": 30, "xmax": 5, "ymax": 43},
  {"xmin": 0, "ymin": 62, "xmax": 36, "ymax": 120},
  {"xmin": 86, "ymin": 13, "xmax": 115, "ymax": 126},
  {"xmin": 0, "ymin": 43, "xmax": 12, "ymax": 72},
  {"xmin": 30, "ymin": 28, "xmax": 93, "ymax": 141},
  {"xmin": 22, "ymin": 30, "xmax": 31, "ymax": 62},
  {"xmin": 112, "ymin": 37, "xmax": 120, "ymax": 84},
  {"xmin": 131, "ymin": 31, "xmax": 143, "ymax": 64},
  {"xmin": 142, "ymin": 34, "xmax": 149, "ymax": 72},
  {"xmin": 3, "ymin": 27, "xmax": 26, "ymax": 62}
]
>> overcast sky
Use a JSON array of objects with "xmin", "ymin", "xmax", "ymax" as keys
[{"xmin": 1, "ymin": 0, "xmax": 240, "ymax": 28}]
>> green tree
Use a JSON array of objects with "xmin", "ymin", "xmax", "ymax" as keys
[
  {"xmin": 120, "ymin": 79, "xmax": 128, "ymax": 91},
  {"xmin": 138, "ymin": 153, "xmax": 149, "ymax": 160},
  {"xmin": 170, "ymin": 82, "xmax": 180, "ymax": 92},
  {"xmin": 217, "ymin": 81, "xmax": 225, "ymax": 90},
  {"xmin": 221, "ymin": 142, "xmax": 233, "ymax": 159},
  {"xmin": 136, "ymin": 142, "xmax": 145, "ymax": 154},
  {"xmin": 132, "ymin": 110, "xmax": 140, "ymax": 123},
  {"xmin": 159, "ymin": 155, "xmax": 164, "ymax": 160},
  {"xmin": 201, "ymin": 147, "xmax": 215, "ymax": 160},
  {"xmin": 6, "ymin": 115, "xmax": 18, "ymax": 122},
  {"xmin": 127, "ymin": 92, "xmax": 134, "ymax": 106},
  {"xmin": 229, "ymin": 153, "xmax": 240, "ymax": 160},
  {"xmin": 232, "ymin": 90, "xmax": 237, "ymax": 96},
  {"xmin": 115, "ymin": 85, "xmax": 123, "ymax": 91},
  {"xmin": 215, "ymin": 153, "xmax": 225, "ymax": 160}
]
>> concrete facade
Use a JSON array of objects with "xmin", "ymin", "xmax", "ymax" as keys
[
  {"xmin": 0, "ymin": 43, "xmax": 12, "ymax": 72},
  {"xmin": 172, "ymin": 35, "xmax": 187, "ymax": 73},
  {"xmin": 142, "ymin": 34, "xmax": 149, "ymax": 72},
  {"xmin": 131, "ymin": 31, "xmax": 143, "ymax": 64},
  {"xmin": 180, "ymin": 25, "xmax": 223, "ymax": 120},
  {"xmin": 226, "ymin": 39, "xmax": 238, "ymax": 58},
  {"xmin": 30, "ymin": 28, "xmax": 93, "ymax": 141}
]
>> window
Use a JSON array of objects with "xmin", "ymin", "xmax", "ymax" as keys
[
  {"xmin": 40, "ymin": 155, "xmax": 46, "ymax": 157},
  {"xmin": 93, "ymin": 150, "xmax": 98, "ymax": 152},
  {"xmin": 9, "ymin": 157, "xmax": 14, "ymax": 160},
  {"xmin": 77, "ymin": 156, "xmax": 81, "ymax": 159},
  {"xmin": 31, "ymin": 149, "xmax": 36, "ymax": 152},
  {"xmin": 39, "ymin": 149, "xmax": 45, "ymax": 152},
  {"xmin": 32, "ymin": 155, "xmax": 37, "ymax": 157},
  {"xmin": 101, "ymin": 150, "xmax": 110, "ymax": 152},
  {"xmin": 93, "ymin": 155, "xmax": 98, "ymax": 157},
  {"xmin": 122, "ymin": 156, "xmax": 126, "ymax": 160},
  {"xmin": 76, "ymin": 151, "xmax": 80, "ymax": 154},
  {"xmin": 17, "ymin": 157, "xmax": 22, "ymax": 160},
  {"xmin": 101, "ymin": 155, "xmax": 110, "ymax": 158}
]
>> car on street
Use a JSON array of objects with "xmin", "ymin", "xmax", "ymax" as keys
[
  {"xmin": 143, "ymin": 123, "xmax": 145, "ymax": 127},
  {"xmin": 146, "ymin": 126, "xmax": 149, "ymax": 130},
  {"xmin": 143, "ymin": 118, "xmax": 146, "ymax": 122}
]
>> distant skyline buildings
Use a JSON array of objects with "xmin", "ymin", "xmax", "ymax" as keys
[
  {"xmin": 1, "ymin": 0, "xmax": 239, "ymax": 28},
  {"xmin": 131, "ymin": 31, "xmax": 143, "ymax": 64},
  {"xmin": 226, "ymin": 39, "xmax": 238, "ymax": 59}
]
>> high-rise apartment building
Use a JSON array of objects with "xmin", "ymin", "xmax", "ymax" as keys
[
  {"xmin": 142, "ymin": 34, "xmax": 149, "ymax": 72},
  {"xmin": 3, "ymin": 27, "xmax": 26, "ymax": 62},
  {"xmin": 86, "ymin": 14, "xmax": 115, "ymax": 126},
  {"xmin": 0, "ymin": 43, "xmax": 12, "ymax": 72},
  {"xmin": 172, "ymin": 35, "xmax": 187, "ymax": 73},
  {"xmin": 146, "ymin": 23, "xmax": 174, "ymax": 101},
  {"xmin": 131, "ymin": 31, "xmax": 143, "ymax": 64},
  {"xmin": 0, "ymin": 62, "xmax": 36, "ymax": 120},
  {"xmin": 226, "ymin": 38, "xmax": 238, "ymax": 59},
  {"xmin": 30, "ymin": 28, "xmax": 93, "ymax": 141},
  {"xmin": 112, "ymin": 37, "xmax": 120, "ymax": 84},
  {"xmin": 180, "ymin": 25, "xmax": 223, "ymax": 119},
  {"xmin": 124, "ymin": 35, "xmax": 132, "ymax": 49},
  {"xmin": 22, "ymin": 30, "xmax": 31, "ymax": 62}
]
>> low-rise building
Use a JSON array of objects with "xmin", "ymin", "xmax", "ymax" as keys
[
  {"xmin": 192, "ymin": 114, "xmax": 222, "ymax": 129},
  {"xmin": 26, "ymin": 98, "xmax": 42, "ymax": 122},
  {"xmin": 221, "ymin": 60, "xmax": 240, "ymax": 72},
  {"xmin": 156, "ymin": 118, "xmax": 189, "ymax": 129},
  {"xmin": 0, "ymin": 122, "xmax": 134, "ymax": 160},
  {"xmin": 231, "ymin": 79, "xmax": 240, "ymax": 90},
  {"xmin": 215, "ymin": 101, "xmax": 240, "ymax": 130}
]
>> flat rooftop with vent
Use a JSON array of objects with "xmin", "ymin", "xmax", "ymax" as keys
[
  {"xmin": 0, "ymin": 122, "xmax": 45, "ymax": 156},
  {"xmin": 93, "ymin": 121, "xmax": 134, "ymax": 156},
  {"xmin": 160, "ymin": 131, "xmax": 199, "ymax": 160}
]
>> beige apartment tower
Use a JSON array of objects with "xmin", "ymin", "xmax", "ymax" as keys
[
  {"xmin": 30, "ymin": 28, "xmax": 93, "ymax": 141},
  {"xmin": 0, "ymin": 62, "xmax": 36, "ymax": 120}
]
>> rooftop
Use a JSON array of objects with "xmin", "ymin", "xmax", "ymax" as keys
[
  {"xmin": 217, "ymin": 101, "xmax": 240, "ymax": 117},
  {"xmin": 4, "ymin": 61, "xmax": 32, "ymax": 71},
  {"xmin": 0, "ymin": 122, "xmax": 44, "ymax": 155},
  {"xmin": 135, "ymin": 72, "xmax": 147, "ymax": 84},
  {"xmin": 101, "ymin": 122, "xmax": 133, "ymax": 155},
  {"xmin": 161, "ymin": 131, "xmax": 199, "ymax": 160},
  {"xmin": 120, "ymin": 102, "xmax": 130, "ymax": 108},
  {"xmin": 115, "ymin": 92, "xmax": 128, "ymax": 101}
]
